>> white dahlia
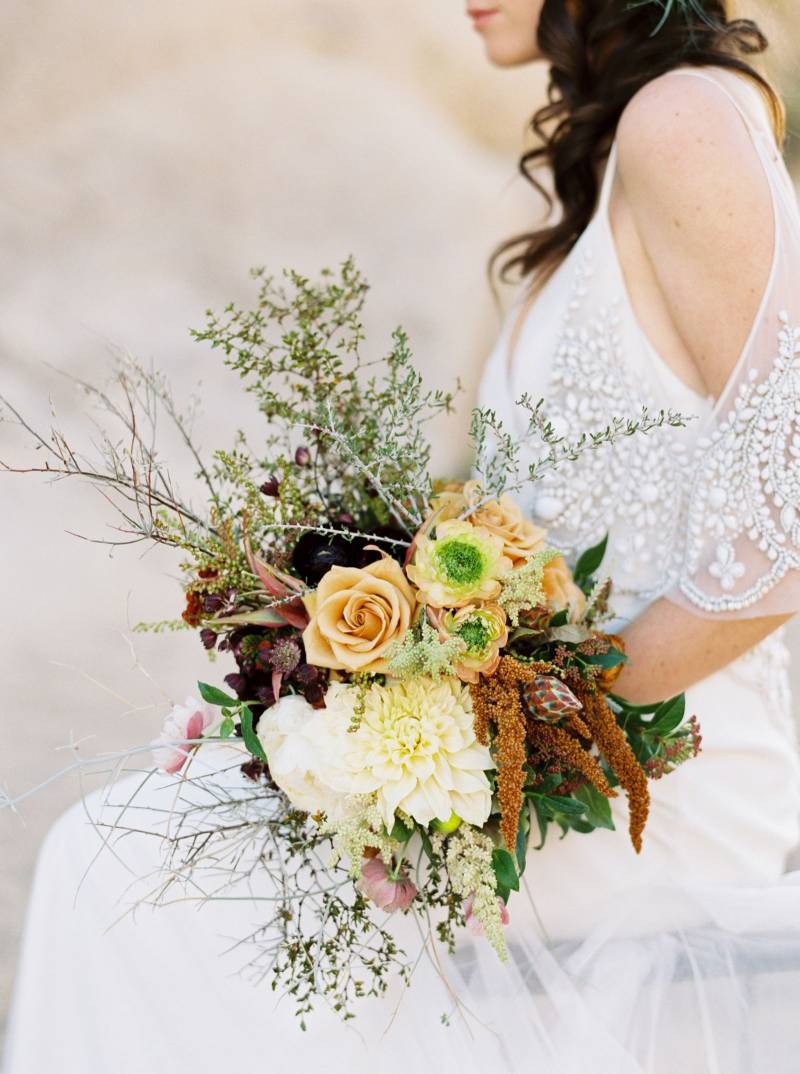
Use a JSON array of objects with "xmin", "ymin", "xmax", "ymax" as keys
[{"xmin": 319, "ymin": 678, "xmax": 494, "ymax": 830}]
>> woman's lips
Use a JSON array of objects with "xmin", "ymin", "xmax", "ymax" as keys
[{"xmin": 468, "ymin": 8, "xmax": 499, "ymax": 27}]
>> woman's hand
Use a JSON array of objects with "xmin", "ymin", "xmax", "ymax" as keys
[{"xmin": 612, "ymin": 598, "xmax": 792, "ymax": 704}]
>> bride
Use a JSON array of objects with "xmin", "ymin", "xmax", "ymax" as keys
[{"xmin": 5, "ymin": 1, "xmax": 800, "ymax": 1071}]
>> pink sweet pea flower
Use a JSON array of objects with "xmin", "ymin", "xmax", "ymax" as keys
[
  {"xmin": 464, "ymin": 892, "xmax": 510, "ymax": 936},
  {"xmin": 151, "ymin": 695, "xmax": 221, "ymax": 774},
  {"xmin": 357, "ymin": 856, "xmax": 417, "ymax": 912}
]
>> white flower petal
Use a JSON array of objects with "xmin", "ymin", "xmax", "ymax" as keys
[{"xmin": 450, "ymin": 789, "xmax": 492, "ymax": 827}]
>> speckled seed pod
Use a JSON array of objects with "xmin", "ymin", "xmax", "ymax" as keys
[{"xmin": 521, "ymin": 675, "xmax": 583, "ymax": 722}]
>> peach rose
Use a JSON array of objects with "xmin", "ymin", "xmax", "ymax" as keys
[
  {"xmin": 542, "ymin": 555, "xmax": 586, "ymax": 621},
  {"xmin": 302, "ymin": 555, "xmax": 417, "ymax": 673},
  {"xmin": 434, "ymin": 480, "xmax": 547, "ymax": 568}
]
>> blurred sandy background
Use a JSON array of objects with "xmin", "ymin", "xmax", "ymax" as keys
[{"xmin": 1, "ymin": 0, "xmax": 798, "ymax": 1046}]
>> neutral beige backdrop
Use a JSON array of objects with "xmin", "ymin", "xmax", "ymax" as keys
[{"xmin": 1, "ymin": 0, "xmax": 798, "ymax": 1047}]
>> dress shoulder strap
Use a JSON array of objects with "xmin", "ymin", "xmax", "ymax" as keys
[
  {"xmin": 663, "ymin": 67, "xmax": 758, "ymax": 125},
  {"xmin": 655, "ymin": 66, "xmax": 780, "ymax": 157},
  {"xmin": 597, "ymin": 140, "xmax": 619, "ymax": 216}
]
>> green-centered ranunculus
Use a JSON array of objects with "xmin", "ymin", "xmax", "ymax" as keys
[
  {"xmin": 407, "ymin": 519, "xmax": 512, "ymax": 608},
  {"xmin": 436, "ymin": 602, "xmax": 509, "ymax": 684}
]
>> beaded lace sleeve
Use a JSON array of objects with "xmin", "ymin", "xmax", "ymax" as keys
[{"xmin": 664, "ymin": 71, "xmax": 800, "ymax": 619}]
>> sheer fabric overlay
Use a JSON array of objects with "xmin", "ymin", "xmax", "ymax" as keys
[{"xmin": 665, "ymin": 70, "xmax": 800, "ymax": 617}]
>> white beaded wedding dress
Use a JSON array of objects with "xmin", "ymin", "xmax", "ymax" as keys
[{"xmin": 5, "ymin": 65, "xmax": 800, "ymax": 1073}]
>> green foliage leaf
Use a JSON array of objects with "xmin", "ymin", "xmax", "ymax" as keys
[
  {"xmin": 531, "ymin": 801, "xmax": 549, "ymax": 850},
  {"xmin": 419, "ymin": 827, "xmax": 434, "ymax": 861},
  {"xmin": 574, "ymin": 784, "xmax": 616, "ymax": 831},
  {"xmin": 515, "ymin": 804, "xmax": 530, "ymax": 876},
  {"xmin": 649, "ymin": 694, "xmax": 686, "ymax": 736},
  {"xmin": 583, "ymin": 646, "xmax": 628, "ymax": 669},
  {"xmin": 492, "ymin": 847, "xmax": 520, "ymax": 903},
  {"xmin": 240, "ymin": 704, "xmax": 267, "ymax": 762},
  {"xmin": 535, "ymin": 773, "xmax": 563, "ymax": 794},
  {"xmin": 608, "ymin": 694, "xmax": 662, "ymax": 716},
  {"xmin": 537, "ymin": 794, "xmax": 587, "ymax": 818},
  {"xmin": 574, "ymin": 534, "xmax": 608, "ymax": 585},
  {"xmin": 219, "ymin": 716, "xmax": 235, "ymax": 739},
  {"xmin": 197, "ymin": 681, "xmax": 238, "ymax": 707},
  {"xmin": 389, "ymin": 817, "xmax": 413, "ymax": 843},
  {"xmin": 569, "ymin": 819, "xmax": 597, "ymax": 834}
]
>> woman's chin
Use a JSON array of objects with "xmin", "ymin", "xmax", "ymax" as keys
[{"xmin": 481, "ymin": 39, "xmax": 543, "ymax": 68}]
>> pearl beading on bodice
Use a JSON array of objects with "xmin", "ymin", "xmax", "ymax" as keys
[
  {"xmin": 479, "ymin": 65, "xmax": 800, "ymax": 621},
  {"xmin": 521, "ymin": 246, "xmax": 691, "ymax": 604}
]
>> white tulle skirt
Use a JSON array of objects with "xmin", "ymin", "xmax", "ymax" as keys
[{"xmin": 5, "ymin": 631, "xmax": 800, "ymax": 1074}]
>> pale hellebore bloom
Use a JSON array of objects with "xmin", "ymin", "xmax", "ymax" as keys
[
  {"xmin": 151, "ymin": 696, "xmax": 221, "ymax": 775},
  {"xmin": 357, "ymin": 855, "xmax": 417, "ymax": 912}
]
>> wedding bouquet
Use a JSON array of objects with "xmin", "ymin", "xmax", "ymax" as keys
[{"xmin": 1, "ymin": 257, "xmax": 701, "ymax": 1023}]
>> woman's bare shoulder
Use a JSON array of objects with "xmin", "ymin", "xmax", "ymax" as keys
[
  {"xmin": 615, "ymin": 67, "xmax": 767, "ymax": 195},
  {"xmin": 613, "ymin": 67, "xmax": 776, "ymax": 399}
]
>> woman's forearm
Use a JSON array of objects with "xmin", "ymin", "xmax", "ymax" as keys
[{"xmin": 611, "ymin": 598, "xmax": 793, "ymax": 705}]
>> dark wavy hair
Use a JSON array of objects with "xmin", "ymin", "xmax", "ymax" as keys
[{"xmin": 488, "ymin": 0, "xmax": 784, "ymax": 299}]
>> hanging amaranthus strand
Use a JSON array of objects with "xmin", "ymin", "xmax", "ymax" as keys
[
  {"xmin": 578, "ymin": 688, "xmax": 651, "ymax": 854},
  {"xmin": 470, "ymin": 658, "xmax": 532, "ymax": 851},
  {"xmin": 472, "ymin": 655, "xmax": 654, "ymax": 854},
  {"xmin": 527, "ymin": 723, "xmax": 617, "ymax": 801}
]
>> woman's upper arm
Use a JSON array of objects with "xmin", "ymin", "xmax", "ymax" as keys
[{"xmin": 615, "ymin": 74, "xmax": 775, "ymax": 400}]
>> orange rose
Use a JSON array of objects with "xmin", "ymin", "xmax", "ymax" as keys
[
  {"xmin": 542, "ymin": 555, "xmax": 586, "ymax": 621},
  {"xmin": 302, "ymin": 556, "xmax": 417, "ymax": 673}
]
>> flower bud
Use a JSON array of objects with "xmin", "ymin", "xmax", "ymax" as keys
[
  {"xmin": 431, "ymin": 812, "xmax": 462, "ymax": 834},
  {"xmin": 294, "ymin": 446, "xmax": 311, "ymax": 467}
]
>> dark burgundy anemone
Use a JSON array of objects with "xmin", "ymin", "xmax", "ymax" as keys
[
  {"xmin": 291, "ymin": 532, "xmax": 358, "ymax": 586},
  {"xmin": 290, "ymin": 525, "xmax": 410, "ymax": 585}
]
